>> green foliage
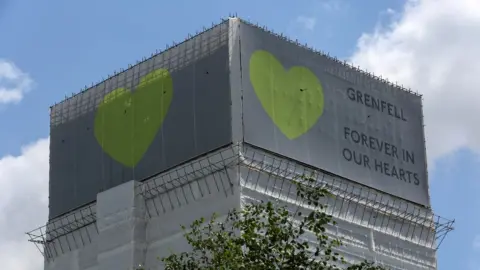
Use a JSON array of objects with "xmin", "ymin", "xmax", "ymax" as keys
[{"xmin": 160, "ymin": 176, "xmax": 388, "ymax": 270}]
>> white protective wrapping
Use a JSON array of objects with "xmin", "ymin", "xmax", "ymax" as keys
[{"xmin": 42, "ymin": 144, "xmax": 437, "ymax": 270}]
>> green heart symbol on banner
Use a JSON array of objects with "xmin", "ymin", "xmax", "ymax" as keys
[
  {"xmin": 249, "ymin": 50, "xmax": 325, "ymax": 140},
  {"xmin": 94, "ymin": 69, "xmax": 173, "ymax": 168}
]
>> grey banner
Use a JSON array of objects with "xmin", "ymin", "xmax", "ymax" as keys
[
  {"xmin": 49, "ymin": 23, "xmax": 232, "ymax": 219},
  {"xmin": 238, "ymin": 22, "xmax": 430, "ymax": 206}
]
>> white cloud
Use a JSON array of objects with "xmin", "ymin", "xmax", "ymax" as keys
[
  {"xmin": 296, "ymin": 16, "xmax": 317, "ymax": 31},
  {"xmin": 319, "ymin": 0, "xmax": 344, "ymax": 12},
  {"xmin": 471, "ymin": 235, "xmax": 480, "ymax": 270},
  {"xmin": 385, "ymin": 8, "xmax": 395, "ymax": 15},
  {"xmin": 0, "ymin": 59, "xmax": 33, "ymax": 104},
  {"xmin": 473, "ymin": 235, "xmax": 480, "ymax": 250},
  {"xmin": 0, "ymin": 138, "xmax": 49, "ymax": 270},
  {"xmin": 350, "ymin": 0, "xmax": 480, "ymax": 164}
]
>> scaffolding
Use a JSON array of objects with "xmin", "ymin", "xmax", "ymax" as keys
[
  {"xmin": 50, "ymin": 18, "xmax": 231, "ymax": 127},
  {"xmin": 32, "ymin": 16, "xmax": 451, "ymax": 263},
  {"xmin": 239, "ymin": 144, "xmax": 453, "ymax": 249},
  {"xmin": 49, "ymin": 16, "xmax": 420, "ymax": 128},
  {"xmin": 27, "ymin": 143, "xmax": 454, "ymax": 261},
  {"xmin": 26, "ymin": 203, "xmax": 97, "ymax": 260},
  {"xmin": 45, "ymin": 13, "xmax": 433, "ymax": 226}
]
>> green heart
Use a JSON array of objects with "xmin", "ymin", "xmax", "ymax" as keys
[
  {"xmin": 94, "ymin": 69, "xmax": 173, "ymax": 168},
  {"xmin": 249, "ymin": 50, "xmax": 325, "ymax": 140}
]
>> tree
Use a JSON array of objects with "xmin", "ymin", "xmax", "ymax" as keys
[{"xmin": 157, "ymin": 176, "xmax": 388, "ymax": 270}]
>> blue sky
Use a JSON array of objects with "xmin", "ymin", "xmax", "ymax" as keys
[{"xmin": 0, "ymin": 0, "xmax": 478, "ymax": 269}]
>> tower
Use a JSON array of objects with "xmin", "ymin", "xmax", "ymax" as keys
[{"xmin": 27, "ymin": 17, "xmax": 454, "ymax": 270}]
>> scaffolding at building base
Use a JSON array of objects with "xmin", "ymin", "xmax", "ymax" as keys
[
  {"xmin": 27, "ymin": 143, "xmax": 454, "ymax": 261},
  {"xmin": 26, "ymin": 203, "xmax": 98, "ymax": 260}
]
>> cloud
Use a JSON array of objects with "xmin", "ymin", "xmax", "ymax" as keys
[
  {"xmin": 0, "ymin": 59, "xmax": 33, "ymax": 105},
  {"xmin": 471, "ymin": 235, "xmax": 480, "ymax": 269},
  {"xmin": 349, "ymin": 0, "xmax": 480, "ymax": 164},
  {"xmin": 296, "ymin": 16, "xmax": 317, "ymax": 31},
  {"xmin": 474, "ymin": 235, "xmax": 480, "ymax": 250},
  {"xmin": 319, "ymin": 0, "xmax": 344, "ymax": 12},
  {"xmin": 0, "ymin": 138, "xmax": 49, "ymax": 270}
]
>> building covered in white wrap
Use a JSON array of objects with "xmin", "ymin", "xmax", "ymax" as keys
[{"xmin": 28, "ymin": 17, "xmax": 453, "ymax": 270}]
